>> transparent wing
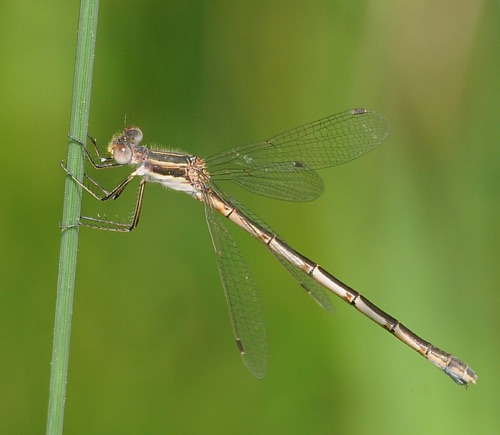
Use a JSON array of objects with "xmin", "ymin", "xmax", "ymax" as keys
[
  {"xmin": 234, "ymin": 198, "xmax": 334, "ymax": 313},
  {"xmin": 208, "ymin": 183, "xmax": 334, "ymax": 313},
  {"xmin": 206, "ymin": 109, "xmax": 389, "ymax": 201},
  {"xmin": 203, "ymin": 190, "xmax": 267, "ymax": 379}
]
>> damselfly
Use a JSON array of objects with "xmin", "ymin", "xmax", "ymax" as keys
[{"xmin": 63, "ymin": 108, "xmax": 477, "ymax": 386}]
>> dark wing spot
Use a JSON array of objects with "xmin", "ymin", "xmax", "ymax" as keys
[{"xmin": 236, "ymin": 339, "xmax": 245, "ymax": 354}]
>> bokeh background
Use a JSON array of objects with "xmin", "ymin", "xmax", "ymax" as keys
[{"xmin": 1, "ymin": 1, "xmax": 498, "ymax": 433}]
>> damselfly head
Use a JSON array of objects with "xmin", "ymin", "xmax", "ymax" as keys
[{"xmin": 107, "ymin": 127, "xmax": 144, "ymax": 165}]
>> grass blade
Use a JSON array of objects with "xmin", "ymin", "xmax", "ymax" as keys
[{"xmin": 47, "ymin": 1, "xmax": 100, "ymax": 433}]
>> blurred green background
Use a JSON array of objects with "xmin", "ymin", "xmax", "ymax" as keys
[{"xmin": 1, "ymin": 1, "xmax": 498, "ymax": 433}]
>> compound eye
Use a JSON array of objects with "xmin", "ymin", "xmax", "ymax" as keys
[
  {"xmin": 113, "ymin": 144, "xmax": 132, "ymax": 164},
  {"xmin": 125, "ymin": 127, "xmax": 143, "ymax": 145}
]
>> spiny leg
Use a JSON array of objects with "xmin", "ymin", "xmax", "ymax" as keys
[
  {"xmin": 78, "ymin": 178, "xmax": 147, "ymax": 232},
  {"xmin": 61, "ymin": 157, "xmax": 146, "ymax": 231},
  {"xmin": 60, "ymin": 162, "xmax": 137, "ymax": 202},
  {"xmin": 67, "ymin": 132, "xmax": 121, "ymax": 169}
]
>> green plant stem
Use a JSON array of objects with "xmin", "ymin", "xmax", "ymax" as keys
[{"xmin": 47, "ymin": 1, "xmax": 99, "ymax": 433}]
